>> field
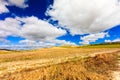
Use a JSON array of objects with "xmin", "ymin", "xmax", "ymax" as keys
[{"xmin": 0, "ymin": 43, "xmax": 120, "ymax": 80}]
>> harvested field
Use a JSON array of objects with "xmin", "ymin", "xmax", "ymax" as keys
[{"xmin": 0, "ymin": 44, "xmax": 120, "ymax": 80}]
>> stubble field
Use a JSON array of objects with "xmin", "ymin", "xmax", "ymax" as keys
[{"xmin": 0, "ymin": 44, "xmax": 120, "ymax": 80}]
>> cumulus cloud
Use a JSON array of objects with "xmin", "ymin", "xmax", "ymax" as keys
[
  {"xmin": 0, "ymin": 0, "xmax": 9, "ymax": 14},
  {"xmin": 0, "ymin": 16, "xmax": 66, "ymax": 42},
  {"xmin": 46, "ymin": 0, "xmax": 120, "ymax": 35},
  {"xmin": 7, "ymin": 0, "xmax": 28, "ymax": 8},
  {"xmin": 19, "ymin": 39, "xmax": 36, "ymax": 44},
  {"xmin": 0, "ymin": 16, "xmax": 74, "ymax": 49},
  {"xmin": 0, "ymin": 44, "xmax": 42, "ymax": 50},
  {"xmin": 17, "ymin": 39, "xmax": 76, "ymax": 50},
  {"xmin": 19, "ymin": 39, "xmax": 55, "ymax": 47},
  {"xmin": 19, "ymin": 39, "xmax": 76, "ymax": 49},
  {"xmin": 0, "ymin": 18, "xmax": 21, "ymax": 35},
  {"xmin": 80, "ymin": 32, "xmax": 108, "ymax": 45},
  {"xmin": 0, "ymin": 17, "xmax": 21, "ymax": 43},
  {"xmin": 19, "ymin": 39, "xmax": 56, "ymax": 48},
  {"xmin": 51, "ymin": 39, "xmax": 77, "ymax": 46},
  {"xmin": 0, "ymin": 38, "xmax": 10, "ymax": 43},
  {"xmin": 17, "ymin": 16, "xmax": 66, "ymax": 41},
  {"xmin": 105, "ymin": 38, "xmax": 120, "ymax": 43},
  {"xmin": 0, "ymin": 0, "xmax": 28, "ymax": 14}
]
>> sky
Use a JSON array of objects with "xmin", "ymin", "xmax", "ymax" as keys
[{"xmin": 0, "ymin": 0, "xmax": 120, "ymax": 50}]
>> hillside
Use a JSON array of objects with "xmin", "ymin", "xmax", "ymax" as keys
[{"xmin": 0, "ymin": 44, "xmax": 120, "ymax": 80}]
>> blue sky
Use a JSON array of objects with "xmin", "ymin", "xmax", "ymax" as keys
[{"xmin": 0, "ymin": 0, "xmax": 120, "ymax": 49}]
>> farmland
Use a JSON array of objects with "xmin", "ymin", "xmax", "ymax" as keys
[{"xmin": 0, "ymin": 43, "xmax": 120, "ymax": 80}]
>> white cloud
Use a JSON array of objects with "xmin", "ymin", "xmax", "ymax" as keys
[
  {"xmin": 19, "ymin": 39, "xmax": 55, "ymax": 48},
  {"xmin": 0, "ymin": 16, "xmax": 66, "ymax": 42},
  {"xmin": 52, "ymin": 39, "xmax": 77, "ymax": 46},
  {"xmin": 0, "ymin": 18, "xmax": 21, "ymax": 35},
  {"xmin": 0, "ymin": 38, "xmax": 10, "ymax": 43},
  {"xmin": 0, "ymin": 16, "xmax": 72, "ymax": 49},
  {"xmin": 0, "ymin": 0, "xmax": 9, "ymax": 14},
  {"xmin": 46, "ymin": 0, "xmax": 120, "ymax": 35},
  {"xmin": 0, "ymin": 44, "xmax": 42, "ymax": 50},
  {"xmin": 0, "ymin": 0, "xmax": 28, "ymax": 14},
  {"xmin": 18, "ymin": 16, "xmax": 66, "ymax": 41},
  {"xmin": 19, "ymin": 39, "xmax": 56, "ymax": 48},
  {"xmin": 18, "ymin": 39, "xmax": 77, "ymax": 49},
  {"xmin": 7, "ymin": 0, "xmax": 28, "ymax": 8},
  {"xmin": 19, "ymin": 39, "xmax": 36, "ymax": 45},
  {"xmin": 0, "ymin": 17, "xmax": 21, "ymax": 42},
  {"xmin": 80, "ymin": 32, "xmax": 108, "ymax": 45},
  {"xmin": 105, "ymin": 40, "xmax": 111, "ymax": 43},
  {"xmin": 105, "ymin": 38, "xmax": 120, "ymax": 43}
]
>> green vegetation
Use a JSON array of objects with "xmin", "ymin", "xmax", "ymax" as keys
[
  {"xmin": 58, "ymin": 42, "xmax": 120, "ymax": 48},
  {"xmin": 78, "ymin": 42, "xmax": 120, "ymax": 48}
]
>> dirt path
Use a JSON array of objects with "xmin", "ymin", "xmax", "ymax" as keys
[{"xmin": 112, "ymin": 53, "xmax": 120, "ymax": 80}]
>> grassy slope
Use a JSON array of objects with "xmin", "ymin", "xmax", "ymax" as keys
[
  {"xmin": 0, "ymin": 43, "xmax": 120, "ymax": 80},
  {"xmin": 78, "ymin": 42, "xmax": 120, "ymax": 48},
  {"xmin": 0, "ymin": 52, "xmax": 118, "ymax": 80},
  {"xmin": 0, "ymin": 47, "xmax": 114, "ymax": 63}
]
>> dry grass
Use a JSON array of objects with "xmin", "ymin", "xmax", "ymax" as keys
[
  {"xmin": 0, "ymin": 44, "xmax": 120, "ymax": 80},
  {"xmin": 0, "ymin": 47, "xmax": 119, "ymax": 63},
  {"xmin": 0, "ymin": 52, "xmax": 118, "ymax": 80}
]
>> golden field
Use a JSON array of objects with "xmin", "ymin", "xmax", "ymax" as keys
[{"xmin": 0, "ymin": 44, "xmax": 120, "ymax": 80}]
